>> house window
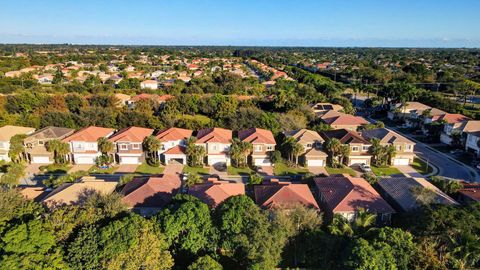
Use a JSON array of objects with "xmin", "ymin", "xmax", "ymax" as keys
[
  {"xmin": 161, "ymin": 144, "xmax": 166, "ymax": 151},
  {"xmin": 396, "ymin": 145, "xmax": 402, "ymax": 151},
  {"xmin": 255, "ymin": 145, "xmax": 262, "ymax": 152},
  {"xmin": 306, "ymin": 144, "xmax": 313, "ymax": 148},
  {"xmin": 120, "ymin": 144, "xmax": 128, "ymax": 150},
  {"xmin": 267, "ymin": 145, "xmax": 274, "ymax": 151},
  {"xmin": 39, "ymin": 141, "xmax": 44, "ymax": 145},
  {"xmin": 132, "ymin": 143, "xmax": 140, "ymax": 150},
  {"xmin": 351, "ymin": 146, "xmax": 359, "ymax": 152},
  {"xmin": 362, "ymin": 146, "xmax": 369, "ymax": 151},
  {"xmin": 406, "ymin": 145, "xmax": 412, "ymax": 150},
  {"xmin": 212, "ymin": 145, "xmax": 218, "ymax": 151}
]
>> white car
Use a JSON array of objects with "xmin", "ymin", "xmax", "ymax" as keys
[{"xmin": 360, "ymin": 163, "xmax": 372, "ymax": 173}]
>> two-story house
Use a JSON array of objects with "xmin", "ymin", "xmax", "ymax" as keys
[
  {"xmin": 283, "ymin": 129, "xmax": 328, "ymax": 167},
  {"xmin": 63, "ymin": 126, "xmax": 115, "ymax": 164},
  {"xmin": 310, "ymin": 103, "xmax": 343, "ymax": 117},
  {"xmin": 321, "ymin": 129, "xmax": 372, "ymax": 166},
  {"xmin": 440, "ymin": 118, "xmax": 479, "ymax": 146},
  {"xmin": 108, "ymin": 127, "xmax": 154, "ymax": 165},
  {"xmin": 195, "ymin": 128, "xmax": 232, "ymax": 166},
  {"xmin": 361, "ymin": 128, "xmax": 416, "ymax": 165},
  {"xmin": 156, "ymin": 127, "xmax": 193, "ymax": 165},
  {"xmin": 319, "ymin": 110, "xmax": 369, "ymax": 131},
  {"xmin": 465, "ymin": 131, "xmax": 480, "ymax": 156},
  {"xmin": 238, "ymin": 128, "xmax": 276, "ymax": 166},
  {"xmin": 24, "ymin": 126, "xmax": 75, "ymax": 164},
  {"xmin": 388, "ymin": 102, "xmax": 431, "ymax": 123},
  {"xmin": 0, "ymin": 125, "xmax": 36, "ymax": 162}
]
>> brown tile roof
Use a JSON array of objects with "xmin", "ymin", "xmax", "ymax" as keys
[
  {"xmin": 238, "ymin": 128, "xmax": 276, "ymax": 145},
  {"xmin": 121, "ymin": 175, "xmax": 181, "ymax": 208},
  {"xmin": 458, "ymin": 182, "xmax": 480, "ymax": 202},
  {"xmin": 108, "ymin": 126, "xmax": 154, "ymax": 143},
  {"xmin": 314, "ymin": 174, "xmax": 394, "ymax": 214},
  {"xmin": 19, "ymin": 186, "xmax": 49, "ymax": 202},
  {"xmin": 156, "ymin": 127, "xmax": 193, "ymax": 142},
  {"xmin": 320, "ymin": 110, "xmax": 369, "ymax": 126},
  {"xmin": 0, "ymin": 125, "xmax": 36, "ymax": 141},
  {"xmin": 63, "ymin": 126, "xmax": 115, "ymax": 142},
  {"xmin": 284, "ymin": 129, "xmax": 324, "ymax": 144},
  {"xmin": 254, "ymin": 179, "xmax": 319, "ymax": 209},
  {"xmin": 24, "ymin": 126, "xmax": 74, "ymax": 143},
  {"xmin": 437, "ymin": 113, "xmax": 470, "ymax": 124},
  {"xmin": 361, "ymin": 128, "xmax": 414, "ymax": 144},
  {"xmin": 188, "ymin": 178, "xmax": 245, "ymax": 208},
  {"xmin": 163, "ymin": 145, "xmax": 186, "ymax": 155},
  {"xmin": 196, "ymin": 128, "xmax": 232, "ymax": 144},
  {"xmin": 321, "ymin": 129, "xmax": 371, "ymax": 145}
]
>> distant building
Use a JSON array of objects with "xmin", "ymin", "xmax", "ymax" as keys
[
  {"xmin": 254, "ymin": 179, "xmax": 319, "ymax": 209},
  {"xmin": 188, "ymin": 178, "xmax": 245, "ymax": 208},
  {"xmin": 140, "ymin": 80, "xmax": 158, "ymax": 90}
]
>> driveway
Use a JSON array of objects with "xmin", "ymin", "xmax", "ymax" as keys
[
  {"xmin": 68, "ymin": 164, "xmax": 93, "ymax": 173},
  {"xmin": 115, "ymin": 164, "xmax": 138, "ymax": 173},
  {"xmin": 308, "ymin": 166, "xmax": 329, "ymax": 176},
  {"xmin": 396, "ymin": 165, "xmax": 425, "ymax": 178},
  {"xmin": 259, "ymin": 166, "xmax": 274, "ymax": 176},
  {"xmin": 25, "ymin": 163, "xmax": 44, "ymax": 175},
  {"xmin": 164, "ymin": 164, "xmax": 184, "ymax": 176},
  {"xmin": 209, "ymin": 164, "xmax": 227, "ymax": 178}
]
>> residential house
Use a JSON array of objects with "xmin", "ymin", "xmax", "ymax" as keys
[
  {"xmin": 121, "ymin": 174, "xmax": 181, "ymax": 216},
  {"xmin": 361, "ymin": 128, "xmax": 415, "ymax": 165},
  {"xmin": 140, "ymin": 79, "xmax": 158, "ymax": 90},
  {"xmin": 320, "ymin": 129, "xmax": 372, "ymax": 166},
  {"xmin": 440, "ymin": 119, "xmax": 480, "ymax": 146},
  {"xmin": 254, "ymin": 179, "xmax": 319, "ymax": 209},
  {"xmin": 108, "ymin": 127, "xmax": 154, "ymax": 165},
  {"xmin": 377, "ymin": 177, "xmax": 458, "ymax": 212},
  {"xmin": 319, "ymin": 110, "xmax": 369, "ymax": 131},
  {"xmin": 195, "ymin": 128, "xmax": 232, "ymax": 166},
  {"xmin": 113, "ymin": 93, "xmax": 131, "ymax": 107},
  {"xmin": 24, "ymin": 126, "xmax": 75, "ymax": 164},
  {"xmin": 465, "ymin": 131, "xmax": 480, "ymax": 156},
  {"xmin": 188, "ymin": 178, "xmax": 245, "ymax": 208},
  {"xmin": 238, "ymin": 128, "xmax": 276, "ymax": 166},
  {"xmin": 0, "ymin": 125, "xmax": 36, "ymax": 162},
  {"xmin": 19, "ymin": 186, "xmax": 49, "ymax": 202},
  {"xmin": 310, "ymin": 102, "xmax": 344, "ymax": 116},
  {"xmin": 314, "ymin": 174, "xmax": 395, "ymax": 224},
  {"xmin": 63, "ymin": 126, "xmax": 115, "ymax": 164},
  {"xmin": 387, "ymin": 102, "xmax": 432, "ymax": 123},
  {"xmin": 42, "ymin": 176, "xmax": 117, "ymax": 206},
  {"xmin": 457, "ymin": 182, "xmax": 480, "ymax": 204},
  {"xmin": 128, "ymin": 93, "xmax": 174, "ymax": 108},
  {"xmin": 156, "ymin": 127, "xmax": 193, "ymax": 165},
  {"xmin": 283, "ymin": 129, "xmax": 328, "ymax": 167}
]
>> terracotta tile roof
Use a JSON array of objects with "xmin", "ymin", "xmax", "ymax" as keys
[
  {"xmin": 362, "ymin": 128, "xmax": 414, "ymax": 144},
  {"xmin": 121, "ymin": 175, "xmax": 181, "ymax": 208},
  {"xmin": 108, "ymin": 126, "xmax": 154, "ymax": 143},
  {"xmin": 320, "ymin": 110, "xmax": 368, "ymax": 126},
  {"xmin": 254, "ymin": 179, "xmax": 319, "ymax": 209},
  {"xmin": 63, "ymin": 126, "xmax": 115, "ymax": 142},
  {"xmin": 458, "ymin": 182, "xmax": 480, "ymax": 202},
  {"xmin": 284, "ymin": 129, "xmax": 324, "ymax": 144},
  {"xmin": 0, "ymin": 125, "xmax": 36, "ymax": 141},
  {"xmin": 24, "ymin": 126, "xmax": 74, "ymax": 144},
  {"xmin": 156, "ymin": 127, "xmax": 193, "ymax": 142},
  {"xmin": 321, "ymin": 129, "xmax": 371, "ymax": 145},
  {"xmin": 188, "ymin": 178, "xmax": 245, "ymax": 208},
  {"xmin": 314, "ymin": 174, "xmax": 394, "ymax": 214},
  {"xmin": 238, "ymin": 128, "xmax": 276, "ymax": 145},
  {"xmin": 19, "ymin": 186, "xmax": 49, "ymax": 202},
  {"xmin": 377, "ymin": 177, "xmax": 458, "ymax": 212},
  {"xmin": 196, "ymin": 128, "xmax": 232, "ymax": 144},
  {"xmin": 163, "ymin": 145, "xmax": 186, "ymax": 155},
  {"xmin": 436, "ymin": 113, "xmax": 470, "ymax": 124}
]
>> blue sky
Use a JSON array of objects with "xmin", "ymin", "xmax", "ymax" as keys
[{"xmin": 1, "ymin": 0, "xmax": 479, "ymax": 47}]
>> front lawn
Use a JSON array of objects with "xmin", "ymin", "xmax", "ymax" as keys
[
  {"xmin": 325, "ymin": 166, "xmax": 357, "ymax": 177},
  {"xmin": 371, "ymin": 166, "xmax": 402, "ymax": 176},
  {"xmin": 183, "ymin": 165, "xmax": 209, "ymax": 175},
  {"xmin": 39, "ymin": 164, "xmax": 71, "ymax": 174},
  {"xmin": 411, "ymin": 157, "xmax": 434, "ymax": 175},
  {"xmin": 135, "ymin": 163, "xmax": 165, "ymax": 174},
  {"xmin": 227, "ymin": 166, "xmax": 254, "ymax": 176},
  {"xmin": 273, "ymin": 162, "xmax": 309, "ymax": 176},
  {"xmin": 89, "ymin": 165, "xmax": 118, "ymax": 174}
]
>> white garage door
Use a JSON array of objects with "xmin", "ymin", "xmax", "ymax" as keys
[
  {"xmin": 32, "ymin": 156, "xmax": 51, "ymax": 164},
  {"xmin": 209, "ymin": 157, "xmax": 226, "ymax": 165},
  {"xmin": 75, "ymin": 156, "xmax": 95, "ymax": 164},
  {"xmin": 350, "ymin": 159, "xmax": 369, "ymax": 166},
  {"xmin": 393, "ymin": 158, "xmax": 409, "ymax": 166},
  {"xmin": 254, "ymin": 158, "xmax": 271, "ymax": 166},
  {"xmin": 120, "ymin": 157, "xmax": 140, "ymax": 164},
  {"xmin": 307, "ymin": 159, "xmax": 324, "ymax": 167}
]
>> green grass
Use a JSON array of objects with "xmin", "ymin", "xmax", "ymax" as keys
[
  {"xmin": 88, "ymin": 165, "xmax": 118, "ymax": 174},
  {"xmin": 371, "ymin": 166, "xmax": 402, "ymax": 176},
  {"xmin": 411, "ymin": 157, "xmax": 434, "ymax": 175},
  {"xmin": 39, "ymin": 164, "xmax": 71, "ymax": 174},
  {"xmin": 135, "ymin": 163, "xmax": 165, "ymax": 174},
  {"xmin": 183, "ymin": 165, "xmax": 209, "ymax": 175},
  {"xmin": 273, "ymin": 162, "xmax": 309, "ymax": 176},
  {"xmin": 325, "ymin": 166, "xmax": 357, "ymax": 177},
  {"xmin": 227, "ymin": 166, "xmax": 254, "ymax": 176}
]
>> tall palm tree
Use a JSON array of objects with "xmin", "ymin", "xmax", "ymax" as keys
[
  {"xmin": 142, "ymin": 135, "xmax": 161, "ymax": 164},
  {"xmin": 324, "ymin": 138, "xmax": 342, "ymax": 167},
  {"xmin": 97, "ymin": 137, "xmax": 114, "ymax": 165},
  {"xmin": 338, "ymin": 145, "xmax": 351, "ymax": 165},
  {"xmin": 229, "ymin": 139, "xmax": 252, "ymax": 168},
  {"xmin": 369, "ymin": 138, "xmax": 383, "ymax": 166},
  {"xmin": 186, "ymin": 137, "xmax": 205, "ymax": 167},
  {"xmin": 46, "ymin": 139, "xmax": 70, "ymax": 164},
  {"xmin": 281, "ymin": 136, "xmax": 298, "ymax": 162},
  {"xmin": 385, "ymin": 145, "xmax": 397, "ymax": 166},
  {"xmin": 292, "ymin": 143, "xmax": 304, "ymax": 165}
]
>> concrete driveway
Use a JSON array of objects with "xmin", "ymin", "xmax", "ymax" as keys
[
  {"xmin": 308, "ymin": 166, "xmax": 329, "ymax": 176},
  {"xmin": 68, "ymin": 164, "xmax": 93, "ymax": 173},
  {"xmin": 115, "ymin": 164, "xmax": 138, "ymax": 173},
  {"xmin": 396, "ymin": 165, "xmax": 425, "ymax": 178},
  {"xmin": 259, "ymin": 166, "xmax": 274, "ymax": 176},
  {"xmin": 164, "ymin": 164, "xmax": 184, "ymax": 176},
  {"xmin": 25, "ymin": 163, "xmax": 44, "ymax": 175}
]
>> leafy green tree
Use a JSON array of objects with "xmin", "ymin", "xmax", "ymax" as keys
[
  {"xmin": 248, "ymin": 173, "xmax": 264, "ymax": 186},
  {"xmin": 343, "ymin": 238, "xmax": 397, "ymax": 270},
  {"xmin": 186, "ymin": 137, "xmax": 206, "ymax": 167},
  {"xmin": 188, "ymin": 255, "xmax": 223, "ymax": 270},
  {"xmin": 185, "ymin": 173, "xmax": 203, "ymax": 187},
  {"xmin": 229, "ymin": 138, "xmax": 252, "ymax": 168},
  {"xmin": 324, "ymin": 138, "xmax": 342, "ymax": 167},
  {"xmin": 46, "ymin": 139, "xmax": 70, "ymax": 164},
  {"xmin": 0, "ymin": 187, "xmax": 44, "ymax": 231},
  {"xmin": 0, "ymin": 163, "xmax": 25, "ymax": 187},
  {"xmin": 8, "ymin": 134, "xmax": 27, "ymax": 163}
]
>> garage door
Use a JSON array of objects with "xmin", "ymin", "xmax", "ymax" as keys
[
  {"xmin": 75, "ymin": 156, "xmax": 95, "ymax": 164},
  {"xmin": 32, "ymin": 156, "xmax": 51, "ymax": 164},
  {"xmin": 350, "ymin": 159, "xmax": 369, "ymax": 166},
  {"xmin": 120, "ymin": 157, "xmax": 140, "ymax": 164},
  {"xmin": 209, "ymin": 157, "xmax": 226, "ymax": 165},
  {"xmin": 254, "ymin": 158, "xmax": 271, "ymax": 166},
  {"xmin": 307, "ymin": 159, "xmax": 324, "ymax": 167},
  {"xmin": 168, "ymin": 158, "xmax": 185, "ymax": 165},
  {"xmin": 393, "ymin": 158, "xmax": 409, "ymax": 166}
]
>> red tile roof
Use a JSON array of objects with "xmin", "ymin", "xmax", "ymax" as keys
[
  {"xmin": 156, "ymin": 127, "xmax": 193, "ymax": 142},
  {"xmin": 196, "ymin": 128, "xmax": 232, "ymax": 144},
  {"xmin": 163, "ymin": 145, "xmax": 186, "ymax": 155},
  {"xmin": 63, "ymin": 126, "xmax": 115, "ymax": 142},
  {"xmin": 321, "ymin": 129, "xmax": 371, "ymax": 144},
  {"xmin": 188, "ymin": 178, "xmax": 245, "ymax": 208},
  {"xmin": 121, "ymin": 175, "xmax": 181, "ymax": 208},
  {"xmin": 320, "ymin": 111, "xmax": 369, "ymax": 126},
  {"xmin": 436, "ymin": 113, "xmax": 470, "ymax": 124},
  {"xmin": 254, "ymin": 179, "xmax": 319, "ymax": 209},
  {"xmin": 108, "ymin": 126, "xmax": 154, "ymax": 143},
  {"xmin": 314, "ymin": 174, "xmax": 394, "ymax": 214},
  {"xmin": 238, "ymin": 128, "xmax": 276, "ymax": 145}
]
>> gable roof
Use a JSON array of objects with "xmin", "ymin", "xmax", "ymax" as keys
[
  {"xmin": 458, "ymin": 120, "xmax": 480, "ymax": 133},
  {"xmin": 320, "ymin": 110, "xmax": 369, "ymax": 126},
  {"xmin": 63, "ymin": 126, "xmax": 115, "ymax": 142},
  {"xmin": 196, "ymin": 128, "xmax": 232, "ymax": 144},
  {"xmin": 437, "ymin": 113, "xmax": 470, "ymax": 124},
  {"xmin": 188, "ymin": 178, "xmax": 245, "ymax": 208},
  {"xmin": 121, "ymin": 174, "xmax": 181, "ymax": 208},
  {"xmin": 321, "ymin": 129, "xmax": 371, "ymax": 145},
  {"xmin": 0, "ymin": 125, "xmax": 36, "ymax": 141},
  {"xmin": 314, "ymin": 175, "xmax": 394, "ymax": 213},
  {"xmin": 254, "ymin": 179, "xmax": 319, "ymax": 209},
  {"xmin": 284, "ymin": 129, "xmax": 324, "ymax": 144},
  {"xmin": 377, "ymin": 177, "xmax": 458, "ymax": 212},
  {"xmin": 108, "ymin": 126, "xmax": 154, "ymax": 143},
  {"xmin": 24, "ymin": 126, "xmax": 74, "ymax": 143},
  {"xmin": 402, "ymin": 102, "xmax": 432, "ymax": 111},
  {"xmin": 361, "ymin": 128, "xmax": 414, "ymax": 144},
  {"xmin": 238, "ymin": 128, "xmax": 276, "ymax": 145},
  {"xmin": 156, "ymin": 127, "xmax": 193, "ymax": 142}
]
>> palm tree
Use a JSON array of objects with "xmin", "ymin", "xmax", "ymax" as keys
[
  {"xmin": 324, "ymin": 138, "xmax": 342, "ymax": 167},
  {"xmin": 369, "ymin": 138, "xmax": 383, "ymax": 166},
  {"xmin": 338, "ymin": 145, "xmax": 351, "ymax": 165},
  {"xmin": 97, "ymin": 137, "xmax": 114, "ymax": 165},
  {"xmin": 46, "ymin": 139, "xmax": 70, "ymax": 164},
  {"xmin": 142, "ymin": 135, "xmax": 161, "ymax": 165},
  {"xmin": 186, "ymin": 137, "xmax": 206, "ymax": 167},
  {"xmin": 291, "ymin": 142, "xmax": 304, "ymax": 165},
  {"xmin": 281, "ymin": 137, "xmax": 297, "ymax": 162},
  {"xmin": 229, "ymin": 139, "xmax": 252, "ymax": 168},
  {"xmin": 385, "ymin": 145, "xmax": 397, "ymax": 166}
]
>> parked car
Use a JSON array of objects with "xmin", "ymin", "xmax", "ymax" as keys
[{"xmin": 360, "ymin": 163, "xmax": 372, "ymax": 173}]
